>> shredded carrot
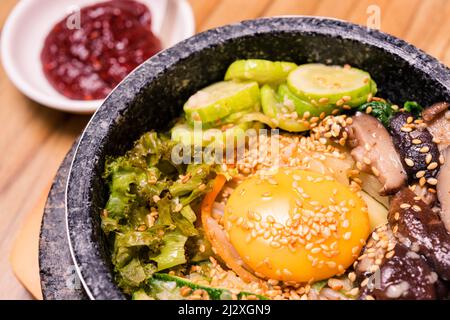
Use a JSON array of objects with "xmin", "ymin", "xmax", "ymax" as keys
[
  {"xmin": 201, "ymin": 174, "xmax": 260, "ymax": 283},
  {"xmin": 201, "ymin": 174, "xmax": 226, "ymax": 216}
]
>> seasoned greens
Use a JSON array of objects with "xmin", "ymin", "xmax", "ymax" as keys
[{"xmin": 102, "ymin": 132, "xmax": 218, "ymax": 294}]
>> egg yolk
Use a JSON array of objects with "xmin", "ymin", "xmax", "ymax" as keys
[{"xmin": 224, "ymin": 168, "xmax": 370, "ymax": 282}]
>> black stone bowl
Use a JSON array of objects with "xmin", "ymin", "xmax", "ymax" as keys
[{"xmin": 66, "ymin": 17, "xmax": 450, "ymax": 300}]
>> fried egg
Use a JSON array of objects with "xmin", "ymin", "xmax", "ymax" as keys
[{"xmin": 224, "ymin": 168, "xmax": 370, "ymax": 282}]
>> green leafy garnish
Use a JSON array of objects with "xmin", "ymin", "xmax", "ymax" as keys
[
  {"xmin": 102, "ymin": 132, "xmax": 221, "ymax": 295},
  {"xmin": 357, "ymin": 101, "xmax": 397, "ymax": 127},
  {"xmin": 403, "ymin": 101, "xmax": 423, "ymax": 117}
]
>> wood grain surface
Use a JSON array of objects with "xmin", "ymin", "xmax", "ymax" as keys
[{"xmin": 0, "ymin": 0, "xmax": 449, "ymax": 300}]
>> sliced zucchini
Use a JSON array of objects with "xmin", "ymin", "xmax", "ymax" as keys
[
  {"xmin": 187, "ymin": 110, "xmax": 259, "ymax": 129},
  {"xmin": 277, "ymin": 83, "xmax": 329, "ymax": 117},
  {"xmin": 261, "ymin": 84, "xmax": 310, "ymax": 132},
  {"xmin": 148, "ymin": 273, "xmax": 267, "ymax": 300},
  {"xmin": 287, "ymin": 64, "xmax": 377, "ymax": 108},
  {"xmin": 184, "ymin": 81, "xmax": 260, "ymax": 124},
  {"xmin": 171, "ymin": 122, "xmax": 252, "ymax": 147},
  {"xmin": 225, "ymin": 59, "xmax": 297, "ymax": 84}
]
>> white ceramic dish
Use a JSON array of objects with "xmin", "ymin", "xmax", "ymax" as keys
[{"xmin": 0, "ymin": 0, "xmax": 195, "ymax": 114}]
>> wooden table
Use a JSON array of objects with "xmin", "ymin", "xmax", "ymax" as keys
[{"xmin": 1, "ymin": 0, "xmax": 449, "ymax": 300}]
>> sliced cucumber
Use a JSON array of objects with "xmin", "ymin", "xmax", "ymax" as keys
[
  {"xmin": 287, "ymin": 64, "xmax": 377, "ymax": 107},
  {"xmin": 171, "ymin": 122, "xmax": 252, "ymax": 147},
  {"xmin": 261, "ymin": 85, "xmax": 310, "ymax": 132},
  {"xmin": 184, "ymin": 81, "xmax": 260, "ymax": 124},
  {"xmin": 225, "ymin": 59, "xmax": 297, "ymax": 84}
]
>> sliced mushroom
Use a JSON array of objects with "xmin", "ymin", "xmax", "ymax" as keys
[
  {"xmin": 437, "ymin": 147, "xmax": 450, "ymax": 232},
  {"xmin": 422, "ymin": 102, "xmax": 449, "ymax": 122},
  {"xmin": 411, "ymin": 183, "xmax": 437, "ymax": 206},
  {"xmin": 355, "ymin": 224, "xmax": 445, "ymax": 300},
  {"xmin": 347, "ymin": 112, "xmax": 407, "ymax": 195},
  {"xmin": 389, "ymin": 112, "xmax": 441, "ymax": 184},
  {"xmin": 389, "ymin": 188, "xmax": 450, "ymax": 280},
  {"xmin": 423, "ymin": 102, "xmax": 450, "ymax": 152}
]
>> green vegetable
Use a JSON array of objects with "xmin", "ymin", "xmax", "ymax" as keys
[
  {"xmin": 183, "ymin": 81, "xmax": 260, "ymax": 124},
  {"xmin": 311, "ymin": 280, "xmax": 328, "ymax": 292},
  {"xmin": 132, "ymin": 290, "xmax": 154, "ymax": 300},
  {"xmin": 287, "ymin": 64, "xmax": 377, "ymax": 109},
  {"xmin": 261, "ymin": 84, "xmax": 310, "ymax": 132},
  {"xmin": 225, "ymin": 59, "xmax": 297, "ymax": 84},
  {"xmin": 186, "ymin": 228, "xmax": 214, "ymax": 263},
  {"xmin": 277, "ymin": 83, "xmax": 325, "ymax": 117},
  {"xmin": 152, "ymin": 231, "xmax": 188, "ymax": 271},
  {"xmin": 147, "ymin": 273, "xmax": 267, "ymax": 300},
  {"xmin": 171, "ymin": 122, "xmax": 252, "ymax": 147},
  {"xmin": 357, "ymin": 101, "xmax": 396, "ymax": 127},
  {"xmin": 102, "ymin": 132, "xmax": 220, "ymax": 295},
  {"xmin": 403, "ymin": 101, "xmax": 423, "ymax": 117}
]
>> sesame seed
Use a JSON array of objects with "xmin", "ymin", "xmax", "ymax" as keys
[
  {"xmin": 420, "ymin": 146, "xmax": 430, "ymax": 153},
  {"xmin": 404, "ymin": 158, "xmax": 415, "ymax": 167},
  {"xmin": 412, "ymin": 205, "xmax": 422, "ymax": 212},
  {"xmin": 270, "ymin": 241, "xmax": 281, "ymax": 248},
  {"xmin": 412, "ymin": 139, "xmax": 422, "ymax": 145},
  {"xmin": 180, "ymin": 286, "xmax": 192, "ymax": 297},
  {"xmin": 343, "ymin": 96, "xmax": 352, "ymax": 102},
  {"xmin": 311, "ymin": 247, "xmax": 321, "ymax": 254},
  {"xmin": 347, "ymin": 288, "xmax": 359, "ymax": 296},
  {"xmin": 427, "ymin": 178, "xmax": 438, "ymax": 185},
  {"xmin": 425, "ymin": 154, "xmax": 433, "ymax": 164},
  {"xmin": 427, "ymin": 162, "xmax": 438, "ymax": 170},
  {"xmin": 137, "ymin": 224, "xmax": 147, "ymax": 231},
  {"xmin": 371, "ymin": 166, "xmax": 380, "ymax": 177},
  {"xmin": 439, "ymin": 155, "xmax": 445, "ymax": 164},
  {"xmin": 400, "ymin": 203, "xmax": 411, "ymax": 209},
  {"xmin": 416, "ymin": 171, "xmax": 426, "ymax": 179},
  {"xmin": 361, "ymin": 278, "xmax": 369, "ymax": 287},
  {"xmin": 401, "ymin": 126, "xmax": 412, "ymax": 132}
]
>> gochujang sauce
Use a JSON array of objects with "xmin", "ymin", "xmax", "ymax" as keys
[{"xmin": 41, "ymin": 0, "xmax": 162, "ymax": 100}]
